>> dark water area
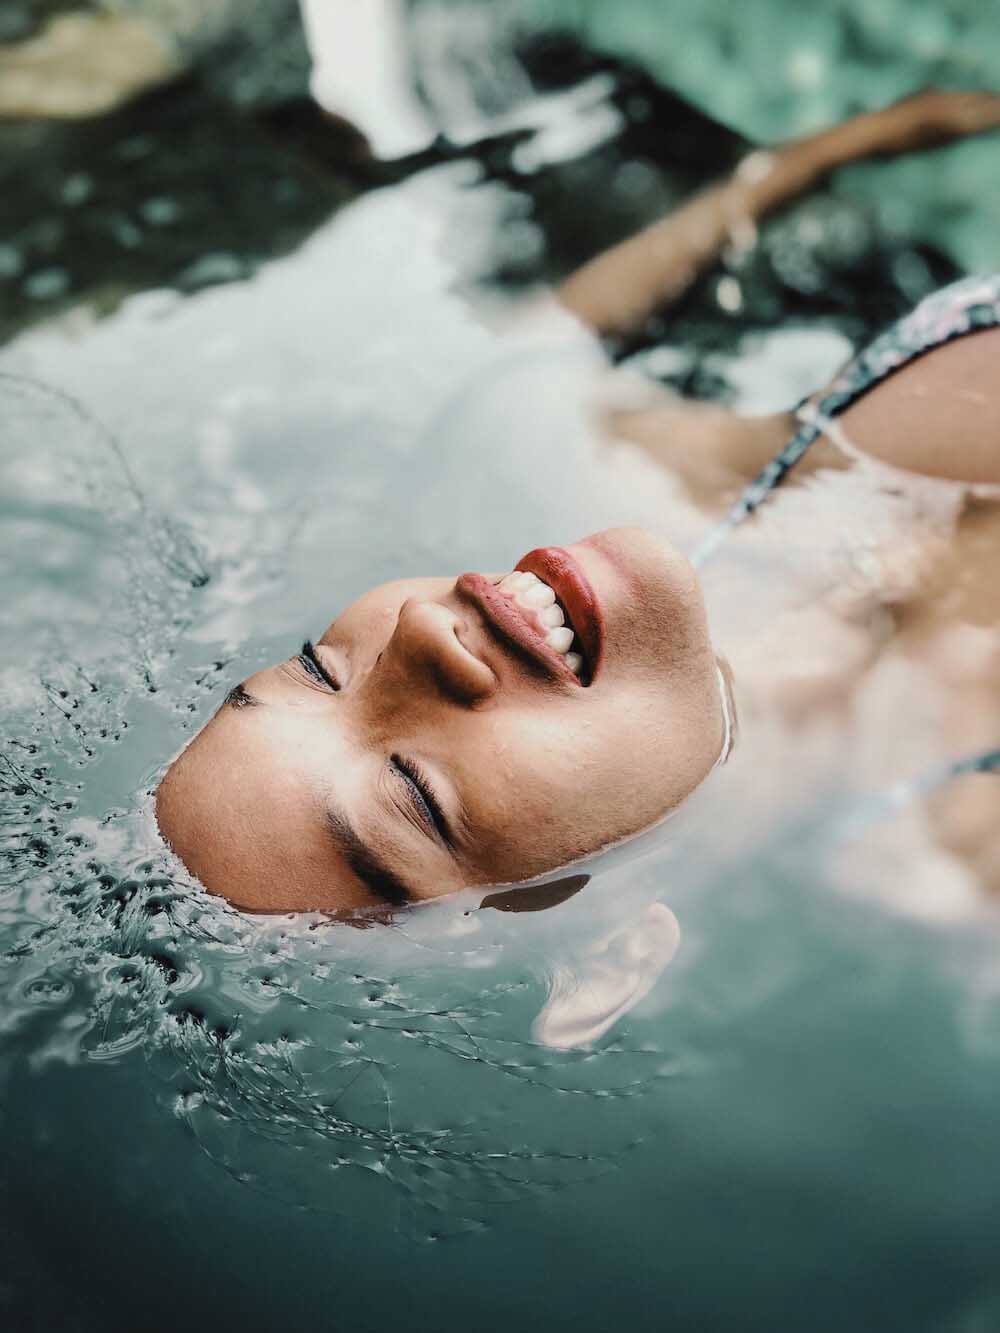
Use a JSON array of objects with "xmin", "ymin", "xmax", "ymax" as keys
[
  {"xmin": 3, "ymin": 4, "xmax": 1000, "ymax": 1332},
  {"xmin": 0, "ymin": 4, "xmax": 962, "ymax": 352}
]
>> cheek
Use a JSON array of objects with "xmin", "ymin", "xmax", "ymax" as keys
[
  {"xmin": 638, "ymin": 622, "xmax": 703, "ymax": 683},
  {"xmin": 490, "ymin": 712, "xmax": 635, "ymax": 833},
  {"xmin": 614, "ymin": 572, "xmax": 713, "ymax": 680},
  {"xmin": 459, "ymin": 702, "xmax": 706, "ymax": 878},
  {"xmin": 452, "ymin": 712, "xmax": 603, "ymax": 860},
  {"xmin": 583, "ymin": 688, "xmax": 719, "ymax": 819}
]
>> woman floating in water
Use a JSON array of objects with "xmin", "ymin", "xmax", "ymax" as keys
[{"xmin": 155, "ymin": 89, "xmax": 1000, "ymax": 912}]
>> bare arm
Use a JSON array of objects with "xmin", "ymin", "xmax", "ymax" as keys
[
  {"xmin": 558, "ymin": 89, "xmax": 1000, "ymax": 339},
  {"xmin": 568, "ymin": 90, "xmax": 1000, "ymax": 503}
]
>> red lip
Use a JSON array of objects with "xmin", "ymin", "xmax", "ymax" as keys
[
  {"xmin": 455, "ymin": 546, "xmax": 603, "ymax": 688},
  {"xmin": 516, "ymin": 546, "xmax": 603, "ymax": 680}
]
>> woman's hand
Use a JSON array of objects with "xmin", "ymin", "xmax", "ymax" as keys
[{"xmin": 859, "ymin": 88, "xmax": 1000, "ymax": 153}]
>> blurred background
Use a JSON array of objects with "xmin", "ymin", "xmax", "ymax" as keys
[{"xmin": 3, "ymin": 0, "xmax": 999, "ymax": 352}]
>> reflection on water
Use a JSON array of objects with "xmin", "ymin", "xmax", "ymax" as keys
[{"xmin": 2, "ymin": 5, "xmax": 1000, "ymax": 1331}]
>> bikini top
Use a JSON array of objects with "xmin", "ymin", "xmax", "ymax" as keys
[
  {"xmin": 695, "ymin": 272, "xmax": 1000, "ymax": 799},
  {"xmin": 693, "ymin": 272, "xmax": 1000, "ymax": 567}
]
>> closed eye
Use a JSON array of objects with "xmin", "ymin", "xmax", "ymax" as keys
[
  {"xmin": 391, "ymin": 754, "xmax": 453, "ymax": 848},
  {"xmin": 297, "ymin": 640, "xmax": 340, "ymax": 692}
]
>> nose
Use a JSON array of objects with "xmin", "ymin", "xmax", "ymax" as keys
[{"xmin": 382, "ymin": 597, "xmax": 497, "ymax": 704}]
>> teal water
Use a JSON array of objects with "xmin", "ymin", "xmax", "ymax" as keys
[
  {"xmin": 3, "ymin": 7, "xmax": 1000, "ymax": 1331},
  {"xmin": 479, "ymin": 0, "xmax": 1000, "ymax": 268}
]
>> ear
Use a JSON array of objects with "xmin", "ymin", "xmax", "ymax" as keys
[
  {"xmin": 532, "ymin": 902, "xmax": 680, "ymax": 1050},
  {"xmin": 479, "ymin": 874, "xmax": 590, "ymax": 914}
]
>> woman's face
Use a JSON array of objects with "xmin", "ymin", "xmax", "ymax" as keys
[{"xmin": 155, "ymin": 528, "xmax": 726, "ymax": 912}]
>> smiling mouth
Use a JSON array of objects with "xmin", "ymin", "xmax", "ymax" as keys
[{"xmin": 456, "ymin": 546, "xmax": 603, "ymax": 686}]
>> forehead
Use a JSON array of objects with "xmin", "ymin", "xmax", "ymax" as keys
[{"xmin": 155, "ymin": 703, "xmax": 346, "ymax": 910}]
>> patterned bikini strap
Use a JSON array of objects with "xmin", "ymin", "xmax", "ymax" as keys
[
  {"xmin": 836, "ymin": 747, "xmax": 1000, "ymax": 839},
  {"xmin": 691, "ymin": 273, "xmax": 1000, "ymax": 569}
]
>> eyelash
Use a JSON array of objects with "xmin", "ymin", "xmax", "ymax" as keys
[
  {"xmin": 392, "ymin": 754, "xmax": 451, "ymax": 846},
  {"xmin": 293, "ymin": 643, "xmax": 449, "ymax": 851},
  {"xmin": 297, "ymin": 640, "xmax": 339, "ymax": 692}
]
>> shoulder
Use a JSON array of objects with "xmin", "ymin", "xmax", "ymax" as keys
[{"xmin": 812, "ymin": 275, "xmax": 1000, "ymax": 487}]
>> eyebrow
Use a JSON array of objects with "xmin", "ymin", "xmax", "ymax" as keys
[{"xmin": 325, "ymin": 806, "xmax": 416, "ymax": 907}]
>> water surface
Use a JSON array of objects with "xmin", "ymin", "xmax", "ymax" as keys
[{"xmin": 3, "ymin": 9, "xmax": 1000, "ymax": 1331}]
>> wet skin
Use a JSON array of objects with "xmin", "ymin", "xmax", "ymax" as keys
[{"xmin": 155, "ymin": 527, "xmax": 726, "ymax": 913}]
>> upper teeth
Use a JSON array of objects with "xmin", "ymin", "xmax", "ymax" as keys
[{"xmin": 497, "ymin": 570, "xmax": 584, "ymax": 676}]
